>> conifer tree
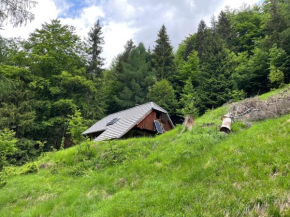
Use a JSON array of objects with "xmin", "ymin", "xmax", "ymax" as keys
[
  {"xmin": 197, "ymin": 36, "xmax": 236, "ymax": 112},
  {"xmin": 195, "ymin": 20, "xmax": 210, "ymax": 62},
  {"xmin": 86, "ymin": 19, "xmax": 105, "ymax": 77},
  {"xmin": 115, "ymin": 43, "xmax": 155, "ymax": 109},
  {"xmin": 152, "ymin": 25, "xmax": 176, "ymax": 81},
  {"xmin": 265, "ymin": 0, "xmax": 287, "ymax": 47},
  {"xmin": 217, "ymin": 11, "xmax": 233, "ymax": 47},
  {"xmin": 178, "ymin": 78, "xmax": 199, "ymax": 118},
  {"xmin": 115, "ymin": 39, "xmax": 136, "ymax": 74},
  {"xmin": 184, "ymin": 34, "xmax": 196, "ymax": 61}
]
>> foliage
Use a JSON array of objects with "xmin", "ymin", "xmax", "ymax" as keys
[
  {"xmin": 268, "ymin": 44, "xmax": 288, "ymax": 87},
  {"xmin": 0, "ymin": 129, "xmax": 17, "ymax": 170},
  {"xmin": 67, "ymin": 109, "xmax": 87, "ymax": 145},
  {"xmin": 177, "ymin": 78, "xmax": 199, "ymax": 118},
  {"xmin": 20, "ymin": 163, "xmax": 38, "ymax": 174},
  {"xmin": 176, "ymin": 50, "xmax": 200, "ymax": 86},
  {"xmin": 114, "ymin": 43, "xmax": 156, "ymax": 109},
  {"xmin": 147, "ymin": 79, "xmax": 178, "ymax": 114},
  {"xmin": 85, "ymin": 19, "xmax": 104, "ymax": 77},
  {"xmin": 152, "ymin": 25, "xmax": 176, "ymax": 81}
]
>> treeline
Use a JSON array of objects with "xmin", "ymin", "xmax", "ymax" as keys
[{"xmin": 1, "ymin": 0, "xmax": 290, "ymax": 168}]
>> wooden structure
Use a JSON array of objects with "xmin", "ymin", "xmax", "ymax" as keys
[{"xmin": 83, "ymin": 102, "xmax": 174, "ymax": 141}]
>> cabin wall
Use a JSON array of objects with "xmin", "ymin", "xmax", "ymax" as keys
[{"xmin": 136, "ymin": 110, "xmax": 173, "ymax": 132}]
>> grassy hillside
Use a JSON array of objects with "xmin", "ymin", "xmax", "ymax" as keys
[{"xmin": 1, "ymin": 88, "xmax": 290, "ymax": 216}]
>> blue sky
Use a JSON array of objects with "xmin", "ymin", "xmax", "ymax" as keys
[{"xmin": 1, "ymin": 0, "xmax": 261, "ymax": 67}]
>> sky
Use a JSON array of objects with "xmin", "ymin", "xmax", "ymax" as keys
[{"xmin": 0, "ymin": 0, "xmax": 261, "ymax": 67}]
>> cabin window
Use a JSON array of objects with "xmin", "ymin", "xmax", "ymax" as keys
[
  {"xmin": 156, "ymin": 112, "xmax": 162, "ymax": 119},
  {"xmin": 161, "ymin": 113, "xmax": 168, "ymax": 122},
  {"xmin": 106, "ymin": 117, "xmax": 120, "ymax": 126}
]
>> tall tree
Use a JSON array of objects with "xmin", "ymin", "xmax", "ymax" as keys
[
  {"xmin": 177, "ymin": 78, "xmax": 199, "ymax": 118},
  {"xmin": 21, "ymin": 20, "xmax": 102, "ymax": 149},
  {"xmin": 217, "ymin": 11, "xmax": 233, "ymax": 48},
  {"xmin": 197, "ymin": 33, "xmax": 237, "ymax": 112},
  {"xmin": 85, "ymin": 19, "xmax": 105, "ymax": 77},
  {"xmin": 115, "ymin": 39, "xmax": 136, "ymax": 74},
  {"xmin": 25, "ymin": 19, "xmax": 85, "ymax": 78},
  {"xmin": 231, "ymin": 6, "xmax": 264, "ymax": 54},
  {"xmin": 264, "ymin": 0, "xmax": 287, "ymax": 47},
  {"xmin": 195, "ymin": 20, "xmax": 210, "ymax": 62},
  {"xmin": 152, "ymin": 25, "xmax": 176, "ymax": 81},
  {"xmin": 268, "ymin": 44, "xmax": 288, "ymax": 87},
  {"xmin": 115, "ymin": 43, "xmax": 155, "ymax": 109}
]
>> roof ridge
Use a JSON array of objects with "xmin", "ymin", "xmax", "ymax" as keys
[{"xmin": 105, "ymin": 102, "xmax": 154, "ymax": 117}]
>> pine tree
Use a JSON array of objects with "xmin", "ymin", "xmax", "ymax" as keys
[
  {"xmin": 217, "ymin": 11, "xmax": 233, "ymax": 48},
  {"xmin": 115, "ymin": 43, "xmax": 155, "ymax": 109},
  {"xmin": 115, "ymin": 39, "xmax": 136, "ymax": 74},
  {"xmin": 184, "ymin": 34, "xmax": 196, "ymax": 61},
  {"xmin": 152, "ymin": 25, "xmax": 176, "ymax": 81},
  {"xmin": 86, "ymin": 19, "xmax": 105, "ymax": 77},
  {"xmin": 211, "ymin": 15, "xmax": 217, "ymax": 35},
  {"xmin": 197, "ymin": 36, "xmax": 236, "ymax": 112},
  {"xmin": 195, "ymin": 20, "xmax": 210, "ymax": 62},
  {"xmin": 178, "ymin": 78, "xmax": 199, "ymax": 118},
  {"xmin": 265, "ymin": 0, "xmax": 287, "ymax": 47}
]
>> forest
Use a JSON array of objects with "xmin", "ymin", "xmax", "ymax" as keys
[{"xmin": 0, "ymin": 0, "xmax": 290, "ymax": 169}]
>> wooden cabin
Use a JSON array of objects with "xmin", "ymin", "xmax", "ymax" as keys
[{"xmin": 82, "ymin": 102, "xmax": 174, "ymax": 141}]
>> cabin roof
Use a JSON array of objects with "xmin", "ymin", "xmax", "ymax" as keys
[{"xmin": 82, "ymin": 102, "xmax": 174, "ymax": 141}]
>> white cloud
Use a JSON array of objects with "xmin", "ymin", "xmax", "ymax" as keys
[
  {"xmin": 60, "ymin": 5, "xmax": 138, "ymax": 67},
  {"xmin": 60, "ymin": 5, "xmax": 105, "ymax": 39},
  {"xmin": 0, "ymin": 0, "xmax": 262, "ymax": 68},
  {"xmin": 102, "ymin": 21, "xmax": 139, "ymax": 67}
]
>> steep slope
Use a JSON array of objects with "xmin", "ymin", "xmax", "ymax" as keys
[{"xmin": 0, "ymin": 89, "xmax": 290, "ymax": 217}]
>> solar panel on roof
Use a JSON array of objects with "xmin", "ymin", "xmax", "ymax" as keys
[
  {"xmin": 154, "ymin": 120, "xmax": 163, "ymax": 134},
  {"xmin": 106, "ymin": 117, "xmax": 120, "ymax": 126}
]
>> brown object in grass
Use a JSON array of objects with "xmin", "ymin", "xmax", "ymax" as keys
[{"xmin": 182, "ymin": 116, "xmax": 196, "ymax": 131}]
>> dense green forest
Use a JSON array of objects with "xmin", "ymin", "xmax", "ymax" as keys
[{"xmin": 1, "ymin": 0, "xmax": 290, "ymax": 169}]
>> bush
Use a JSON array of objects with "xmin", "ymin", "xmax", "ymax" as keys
[
  {"xmin": 0, "ymin": 129, "xmax": 17, "ymax": 170},
  {"xmin": 76, "ymin": 140, "xmax": 97, "ymax": 160},
  {"xmin": 20, "ymin": 163, "xmax": 38, "ymax": 174},
  {"xmin": 67, "ymin": 109, "xmax": 87, "ymax": 145}
]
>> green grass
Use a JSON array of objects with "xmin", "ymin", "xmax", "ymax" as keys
[
  {"xmin": 259, "ymin": 84, "xmax": 290, "ymax": 100},
  {"xmin": 1, "ymin": 88, "xmax": 290, "ymax": 216}
]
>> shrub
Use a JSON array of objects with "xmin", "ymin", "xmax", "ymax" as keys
[
  {"xmin": 20, "ymin": 163, "xmax": 38, "ymax": 174},
  {"xmin": 67, "ymin": 109, "xmax": 87, "ymax": 145},
  {"xmin": 0, "ymin": 129, "xmax": 17, "ymax": 170}
]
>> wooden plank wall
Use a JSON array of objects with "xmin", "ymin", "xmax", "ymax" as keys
[{"xmin": 136, "ymin": 110, "xmax": 172, "ymax": 132}]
